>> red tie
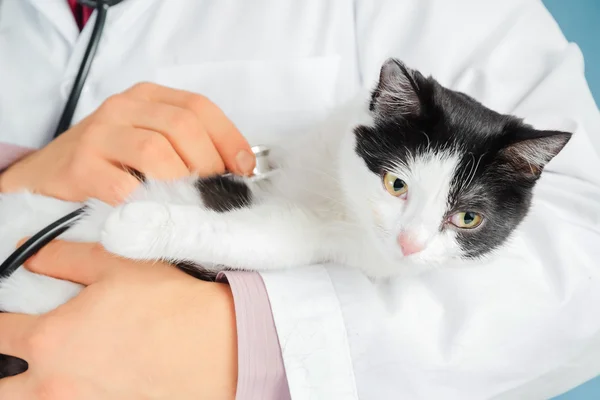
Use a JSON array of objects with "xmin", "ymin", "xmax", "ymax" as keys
[{"xmin": 67, "ymin": 0, "xmax": 94, "ymax": 31}]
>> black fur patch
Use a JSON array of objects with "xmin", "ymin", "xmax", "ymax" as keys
[
  {"xmin": 126, "ymin": 167, "xmax": 146, "ymax": 183},
  {"xmin": 356, "ymin": 58, "xmax": 571, "ymax": 257},
  {"xmin": 195, "ymin": 175, "xmax": 252, "ymax": 213},
  {"xmin": 180, "ymin": 175, "xmax": 253, "ymax": 279},
  {"xmin": 177, "ymin": 176, "xmax": 252, "ymax": 281},
  {"xmin": 175, "ymin": 261, "xmax": 218, "ymax": 281}
]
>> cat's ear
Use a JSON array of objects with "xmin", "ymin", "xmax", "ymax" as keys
[
  {"xmin": 501, "ymin": 129, "xmax": 572, "ymax": 178},
  {"xmin": 369, "ymin": 58, "xmax": 425, "ymax": 118}
]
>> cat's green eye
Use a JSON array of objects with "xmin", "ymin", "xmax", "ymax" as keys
[
  {"xmin": 450, "ymin": 211, "xmax": 483, "ymax": 229},
  {"xmin": 383, "ymin": 172, "xmax": 408, "ymax": 197}
]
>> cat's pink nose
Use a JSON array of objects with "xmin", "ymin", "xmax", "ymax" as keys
[{"xmin": 397, "ymin": 233, "xmax": 423, "ymax": 256}]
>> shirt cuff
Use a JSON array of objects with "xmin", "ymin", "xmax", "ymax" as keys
[
  {"xmin": 216, "ymin": 271, "xmax": 291, "ymax": 400},
  {"xmin": 0, "ymin": 142, "xmax": 34, "ymax": 172}
]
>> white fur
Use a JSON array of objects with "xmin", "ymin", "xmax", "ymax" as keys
[
  {"xmin": 389, "ymin": 152, "xmax": 463, "ymax": 261},
  {"xmin": 0, "ymin": 95, "xmax": 467, "ymax": 315}
]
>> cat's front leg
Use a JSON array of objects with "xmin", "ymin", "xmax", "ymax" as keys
[{"xmin": 101, "ymin": 200, "xmax": 331, "ymax": 271}]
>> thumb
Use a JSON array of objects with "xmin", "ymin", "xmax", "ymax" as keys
[{"xmin": 20, "ymin": 239, "xmax": 115, "ymax": 286}]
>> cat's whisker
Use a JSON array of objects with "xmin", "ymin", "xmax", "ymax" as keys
[
  {"xmin": 465, "ymin": 152, "xmax": 486, "ymax": 190},
  {"xmin": 457, "ymin": 152, "xmax": 476, "ymax": 193},
  {"xmin": 418, "ymin": 130, "xmax": 431, "ymax": 150}
]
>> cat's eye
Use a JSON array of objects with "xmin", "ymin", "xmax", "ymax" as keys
[
  {"xmin": 450, "ymin": 212, "xmax": 483, "ymax": 229},
  {"xmin": 383, "ymin": 172, "xmax": 408, "ymax": 197}
]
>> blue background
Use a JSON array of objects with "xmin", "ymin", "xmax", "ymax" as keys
[
  {"xmin": 544, "ymin": 0, "xmax": 600, "ymax": 103},
  {"xmin": 544, "ymin": 1, "xmax": 599, "ymax": 398}
]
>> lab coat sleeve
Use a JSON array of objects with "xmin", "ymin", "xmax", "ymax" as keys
[
  {"xmin": 259, "ymin": 0, "xmax": 600, "ymax": 399},
  {"xmin": 216, "ymin": 271, "xmax": 291, "ymax": 400}
]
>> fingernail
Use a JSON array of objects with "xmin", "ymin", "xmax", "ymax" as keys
[{"xmin": 235, "ymin": 150, "xmax": 255, "ymax": 176}]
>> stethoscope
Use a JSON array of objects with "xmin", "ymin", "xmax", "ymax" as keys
[{"xmin": 0, "ymin": 0, "xmax": 274, "ymax": 279}]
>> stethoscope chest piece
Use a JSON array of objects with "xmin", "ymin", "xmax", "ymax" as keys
[{"xmin": 221, "ymin": 145, "xmax": 278, "ymax": 182}]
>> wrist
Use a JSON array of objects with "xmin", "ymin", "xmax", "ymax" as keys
[
  {"xmin": 0, "ymin": 165, "xmax": 16, "ymax": 193},
  {"xmin": 0, "ymin": 157, "xmax": 30, "ymax": 194},
  {"xmin": 197, "ymin": 281, "xmax": 238, "ymax": 399},
  {"xmin": 0, "ymin": 145, "xmax": 35, "ymax": 193}
]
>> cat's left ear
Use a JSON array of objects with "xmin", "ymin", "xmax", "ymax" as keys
[
  {"xmin": 501, "ymin": 129, "xmax": 572, "ymax": 178},
  {"xmin": 369, "ymin": 58, "xmax": 426, "ymax": 119}
]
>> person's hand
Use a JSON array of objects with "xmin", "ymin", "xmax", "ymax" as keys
[
  {"xmin": 0, "ymin": 241, "xmax": 237, "ymax": 400},
  {"xmin": 0, "ymin": 82, "xmax": 256, "ymax": 204}
]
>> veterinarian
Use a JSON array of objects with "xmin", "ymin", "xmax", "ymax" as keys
[{"xmin": 1, "ymin": 0, "xmax": 600, "ymax": 399}]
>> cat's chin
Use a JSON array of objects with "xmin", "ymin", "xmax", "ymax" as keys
[
  {"xmin": 362, "ymin": 258, "xmax": 439, "ymax": 280},
  {"xmin": 378, "ymin": 248, "xmax": 455, "ymax": 278},
  {"xmin": 404, "ymin": 252, "xmax": 455, "ymax": 267}
]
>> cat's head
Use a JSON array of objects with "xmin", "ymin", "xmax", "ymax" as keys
[{"xmin": 342, "ymin": 58, "xmax": 571, "ymax": 268}]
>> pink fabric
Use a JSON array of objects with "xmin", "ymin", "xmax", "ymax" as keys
[
  {"xmin": 67, "ymin": 0, "xmax": 94, "ymax": 31},
  {"xmin": 0, "ymin": 142, "xmax": 34, "ymax": 172},
  {"xmin": 218, "ymin": 271, "xmax": 291, "ymax": 400},
  {"xmin": 0, "ymin": 143, "xmax": 290, "ymax": 398}
]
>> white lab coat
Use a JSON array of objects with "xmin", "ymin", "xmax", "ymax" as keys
[{"xmin": 1, "ymin": 0, "xmax": 600, "ymax": 399}]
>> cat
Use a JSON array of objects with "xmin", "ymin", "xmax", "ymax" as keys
[{"xmin": 0, "ymin": 58, "xmax": 571, "ymax": 376}]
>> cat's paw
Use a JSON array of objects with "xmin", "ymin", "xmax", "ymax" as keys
[{"xmin": 101, "ymin": 202, "xmax": 172, "ymax": 260}]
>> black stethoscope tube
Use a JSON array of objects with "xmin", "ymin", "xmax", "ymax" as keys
[
  {"xmin": 53, "ymin": 1, "xmax": 110, "ymax": 138},
  {"xmin": 0, "ymin": 209, "xmax": 86, "ymax": 278},
  {"xmin": 0, "ymin": 0, "xmax": 117, "ymax": 279}
]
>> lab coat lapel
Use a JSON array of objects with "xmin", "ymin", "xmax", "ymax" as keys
[
  {"xmin": 22, "ymin": 0, "xmax": 155, "ymax": 47},
  {"xmin": 23, "ymin": 0, "xmax": 80, "ymax": 46},
  {"xmin": 50, "ymin": 0, "xmax": 157, "ymax": 93}
]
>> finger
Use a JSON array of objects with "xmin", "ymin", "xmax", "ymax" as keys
[
  {"xmin": 89, "ymin": 126, "xmax": 190, "ymax": 180},
  {"xmin": 126, "ymin": 83, "xmax": 255, "ymax": 175},
  {"xmin": 23, "ymin": 241, "xmax": 114, "ymax": 286},
  {"xmin": 84, "ymin": 162, "xmax": 140, "ymax": 205},
  {"xmin": 0, "ymin": 313, "xmax": 37, "ymax": 358},
  {"xmin": 131, "ymin": 102, "xmax": 226, "ymax": 176},
  {"xmin": 186, "ymin": 98, "xmax": 256, "ymax": 176},
  {"xmin": 108, "ymin": 98, "xmax": 227, "ymax": 176},
  {"xmin": 48, "ymin": 156, "xmax": 139, "ymax": 205}
]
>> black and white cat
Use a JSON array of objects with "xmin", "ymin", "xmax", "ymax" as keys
[{"xmin": 0, "ymin": 58, "xmax": 571, "ymax": 317}]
